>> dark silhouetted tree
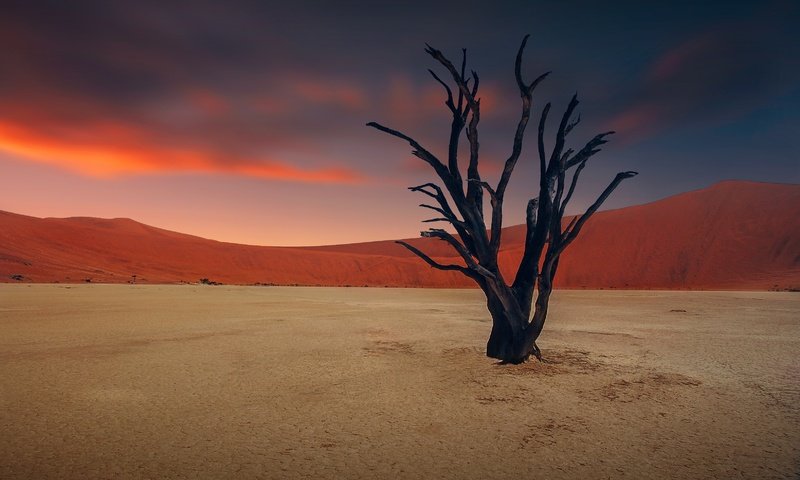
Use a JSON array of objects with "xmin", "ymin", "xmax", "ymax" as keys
[{"xmin": 368, "ymin": 36, "xmax": 637, "ymax": 363}]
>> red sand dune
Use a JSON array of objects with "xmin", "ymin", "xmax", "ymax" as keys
[{"xmin": 1, "ymin": 180, "xmax": 798, "ymax": 290}]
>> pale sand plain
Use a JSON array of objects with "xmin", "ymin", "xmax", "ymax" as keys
[{"xmin": 0, "ymin": 285, "xmax": 797, "ymax": 479}]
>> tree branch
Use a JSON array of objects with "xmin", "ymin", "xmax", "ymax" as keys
[
  {"xmin": 468, "ymin": 178, "xmax": 496, "ymax": 201},
  {"xmin": 395, "ymin": 241, "xmax": 471, "ymax": 274},
  {"xmin": 422, "ymin": 229, "xmax": 495, "ymax": 279},
  {"xmin": 457, "ymin": 48, "xmax": 467, "ymax": 113},
  {"xmin": 426, "ymin": 44, "xmax": 478, "ymax": 110},
  {"xmin": 418, "ymin": 203, "xmax": 447, "ymax": 215},
  {"xmin": 563, "ymin": 215, "xmax": 578, "ymax": 236},
  {"xmin": 526, "ymin": 198, "xmax": 539, "ymax": 231},
  {"xmin": 497, "ymin": 35, "xmax": 549, "ymax": 200},
  {"xmin": 410, "ymin": 184, "xmax": 476, "ymax": 256},
  {"xmin": 549, "ymin": 94, "xmax": 579, "ymax": 169},
  {"xmin": 410, "ymin": 185, "xmax": 461, "ymax": 223},
  {"xmin": 565, "ymin": 113, "xmax": 581, "ymax": 136},
  {"xmin": 558, "ymin": 159, "xmax": 587, "ymax": 219},
  {"xmin": 537, "ymin": 103, "xmax": 551, "ymax": 180},
  {"xmin": 366, "ymin": 122, "xmax": 446, "ymax": 173},
  {"xmin": 428, "ymin": 68, "xmax": 456, "ymax": 113},
  {"xmin": 559, "ymin": 171, "xmax": 638, "ymax": 252},
  {"xmin": 422, "ymin": 217, "xmax": 452, "ymax": 224},
  {"xmin": 419, "ymin": 205, "xmax": 467, "ymax": 230},
  {"xmin": 409, "ymin": 183, "xmax": 440, "ymax": 199},
  {"xmin": 464, "ymin": 74, "xmax": 482, "ymax": 212},
  {"xmin": 425, "ymin": 44, "xmax": 483, "ymax": 211},
  {"xmin": 462, "ymin": 71, "xmax": 480, "ymax": 120},
  {"xmin": 564, "ymin": 131, "xmax": 615, "ymax": 170}
]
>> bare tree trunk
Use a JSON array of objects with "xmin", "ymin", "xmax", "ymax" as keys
[
  {"xmin": 368, "ymin": 36, "xmax": 636, "ymax": 363},
  {"xmin": 528, "ymin": 286, "xmax": 551, "ymax": 349},
  {"xmin": 485, "ymin": 287, "xmax": 524, "ymax": 362},
  {"xmin": 483, "ymin": 280, "xmax": 539, "ymax": 364}
]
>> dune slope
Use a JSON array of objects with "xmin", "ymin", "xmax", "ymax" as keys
[{"xmin": 1, "ymin": 180, "xmax": 798, "ymax": 289}]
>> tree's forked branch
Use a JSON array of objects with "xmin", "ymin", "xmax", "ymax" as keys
[
  {"xmin": 468, "ymin": 178, "xmax": 496, "ymax": 201},
  {"xmin": 558, "ymin": 159, "xmax": 587, "ymax": 219},
  {"xmin": 419, "ymin": 204, "xmax": 467, "ymax": 227},
  {"xmin": 549, "ymin": 94, "xmax": 580, "ymax": 169},
  {"xmin": 409, "ymin": 183, "xmax": 439, "ymax": 198},
  {"xmin": 418, "ymin": 203, "xmax": 447, "ymax": 215},
  {"xmin": 366, "ymin": 122, "xmax": 444, "ymax": 170},
  {"xmin": 425, "ymin": 43, "xmax": 478, "ymax": 110},
  {"xmin": 409, "ymin": 184, "xmax": 459, "ymax": 218},
  {"xmin": 395, "ymin": 241, "xmax": 470, "ymax": 274},
  {"xmin": 565, "ymin": 113, "xmax": 581, "ymax": 136},
  {"xmin": 562, "ymin": 215, "xmax": 578, "ymax": 238},
  {"xmin": 497, "ymin": 35, "xmax": 549, "ymax": 199},
  {"xmin": 457, "ymin": 48, "xmax": 467, "ymax": 112},
  {"xmin": 559, "ymin": 171, "xmax": 638, "ymax": 252},
  {"xmin": 564, "ymin": 131, "xmax": 615, "ymax": 170},
  {"xmin": 420, "ymin": 229, "xmax": 495, "ymax": 280},
  {"xmin": 428, "ymin": 68, "xmax": 456, "ymax": 113},
  {"xmin": 425, "ymin": 44, "xmax": 483, "ymax": 211}
]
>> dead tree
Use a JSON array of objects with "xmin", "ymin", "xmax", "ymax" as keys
[{"xmin": 368, "ymin": 36, "xmax": 637, "ymax": 363}]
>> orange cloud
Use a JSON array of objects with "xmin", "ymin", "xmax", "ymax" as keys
[{"xmin": 0, "ymin": 120, "xmax": 364, "ymax": 184}]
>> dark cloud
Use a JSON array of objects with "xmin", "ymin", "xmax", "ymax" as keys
[
  {"xmin": 607, "ymin": 5, "xmax": 799, "ymax": 142},
  {"xmin": 0, "ymin": 0, "xmax": 796, "ymax": 189}
]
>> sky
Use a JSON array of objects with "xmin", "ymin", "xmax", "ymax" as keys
[{"xmin": 0, "ymin": 0, "xmax": 797, "ymax": 246}]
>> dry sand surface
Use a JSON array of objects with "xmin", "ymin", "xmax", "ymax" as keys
[{"xmin": 0, "ymin": 285, "xmax": 798, "ymax": 479}]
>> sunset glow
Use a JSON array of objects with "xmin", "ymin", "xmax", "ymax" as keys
[
  {"xmin": 0, "ymin": 1, "xmax": 796, "ymax": 245},
  {"xmin": 0, "ymin": 121, "xmax": 364, "ymax": 183}
]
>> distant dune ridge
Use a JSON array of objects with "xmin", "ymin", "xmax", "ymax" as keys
[{"xmin": 1, "ymin": 180, "xmax": 798, "ymax": 290}]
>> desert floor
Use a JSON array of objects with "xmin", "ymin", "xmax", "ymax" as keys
[{"xmin": 0, "ymin": 285, "xmax": 798, "ymax": 479}]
